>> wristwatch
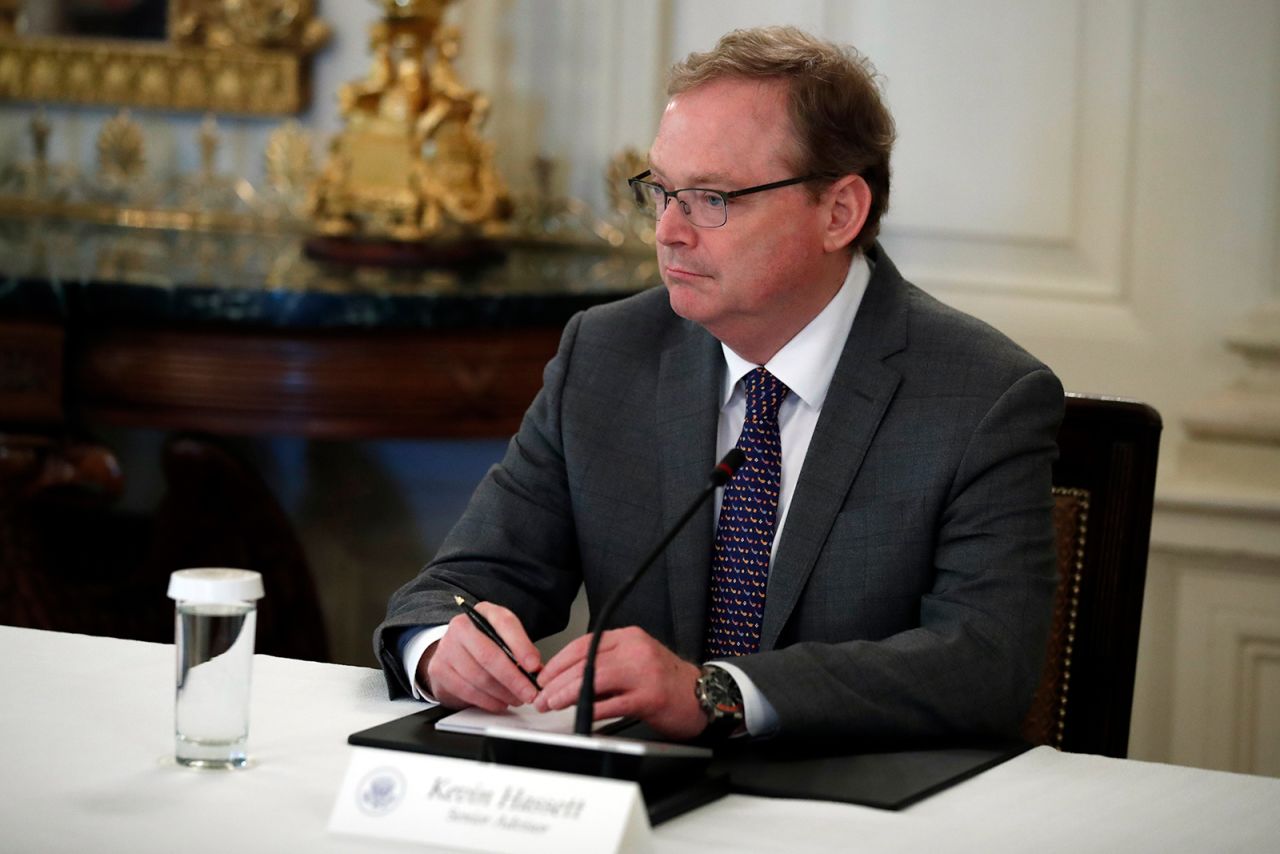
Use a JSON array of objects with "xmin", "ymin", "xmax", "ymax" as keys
[{"xmin": 694, "ymin": 665, "xmax": 745, "ymax": 737}]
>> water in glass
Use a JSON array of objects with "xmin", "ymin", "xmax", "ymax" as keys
[{"xmin": 174, "ymin": 602, "xmax": 256, "ymax": 768}]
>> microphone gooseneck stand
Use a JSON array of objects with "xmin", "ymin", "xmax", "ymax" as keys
[{"xmin": 573, "ymin": 448, "xmax": 745, "ymax": 736}]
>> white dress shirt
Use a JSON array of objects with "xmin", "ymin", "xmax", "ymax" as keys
[{"xmin": 403, "ymin": 255, "xmax": 872, "ymax": 733}]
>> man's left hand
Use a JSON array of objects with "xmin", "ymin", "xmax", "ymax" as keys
[{"xmin": 533, "ymin": 626, "xmax": 708, "ymax": 740}]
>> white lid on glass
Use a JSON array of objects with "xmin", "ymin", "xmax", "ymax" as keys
[{"xmin": 167, "ymin": 568, "xmax": 265, "ymax": 603}]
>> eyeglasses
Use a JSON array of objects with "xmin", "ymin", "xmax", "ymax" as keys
[{"xmin": 626, "ymin": 170, "xmax": 823, "ymax": 228}]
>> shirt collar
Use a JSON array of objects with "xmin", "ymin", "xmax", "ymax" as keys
[{"xmin": 720, "ymin": 253, "xmax": 871, "ymax": 410}]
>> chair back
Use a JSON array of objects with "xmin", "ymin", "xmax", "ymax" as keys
[{"xmin": 1021, "ymin": 394, "xmax": 1162, "ymax": 757}]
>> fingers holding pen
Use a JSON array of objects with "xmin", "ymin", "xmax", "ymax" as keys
[
  {"xmin": 426, "ymin": 606, "xmax": 542, "ymax": 709},
  {"xmin": 472, "ymin": 601, "xmax": 543, "ymax": 679},
  {"xmin": 461, "ymin": 606, "xmax": 542, "ymax": 704},
  {"xmin": 533, "ymin": 631, "xmax": 594, "ymax": 710},
  {"xmin": 429, "ymin": 651, "xmax": 519, "ymax": 713}
]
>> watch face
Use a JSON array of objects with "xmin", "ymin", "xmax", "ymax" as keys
[
  {"xmin": 704, "ymin": 672, "xmax": 731, "ymax": 705},
  {"xmin": 698, "ymin": 666, "xmax": 743, "ymax": 721}
]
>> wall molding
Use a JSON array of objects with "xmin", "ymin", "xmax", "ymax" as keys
[
  {"xmin": 1169, "ymin": 567, "xmax": 1280, "ymax": 773},
  {"xmin": 875, "ymin": 1, "xmax": 1142, "ymax": 303},
  {"xmin": 1237, "ymin": 638, "xmax": 1280, "ymax": 774}
]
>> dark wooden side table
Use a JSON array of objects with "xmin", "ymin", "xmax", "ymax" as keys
[{"xmin": 0, "ymin": 218, "xmax": 654, "ymax": 658}]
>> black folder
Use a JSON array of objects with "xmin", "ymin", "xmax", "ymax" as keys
[
  {"xmin": 709, "ymin": 737, "xmax": 1029, "ymax": 810},
  {"xmin": 349, "ymin": 707, "xmax": 1028, "ymax": 824}
]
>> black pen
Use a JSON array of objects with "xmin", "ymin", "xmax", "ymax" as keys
[{"xmin": 453, "ymin": 595, "xmax": 541, "ymax": 691}]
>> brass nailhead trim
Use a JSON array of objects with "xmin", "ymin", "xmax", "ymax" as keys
[{"xmin": 1052, "ymin": 486, "xmax": 1090, "ymax": 748}]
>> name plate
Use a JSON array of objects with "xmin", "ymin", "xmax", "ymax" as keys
[{"xmin": 329, "ymin": 747, "xmax": 652, "ymax": 854}]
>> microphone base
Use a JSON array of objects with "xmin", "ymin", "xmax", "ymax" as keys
[
  {"xmin": 348, "ymin": 706, "xmax": 727, "ymax": 825},
  {"xmin": 480, "ymin": 727, "xmax": 726, "ymax": 824}
]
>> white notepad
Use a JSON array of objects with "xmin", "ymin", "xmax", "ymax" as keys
[{"xmin": 434, "ymin": 705, "xmax": 623, "ymax": 736}]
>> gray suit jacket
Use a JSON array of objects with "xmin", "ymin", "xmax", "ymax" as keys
[{"xmin": 376, "ymin": 245, "xmax": 1064, "ymax": 743}]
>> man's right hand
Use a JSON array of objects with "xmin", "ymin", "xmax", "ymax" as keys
[{"xmin": 418, "ymin": 602, "xmax": 542, "ymax": 712}]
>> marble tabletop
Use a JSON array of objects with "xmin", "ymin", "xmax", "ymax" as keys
[{"xmin": 0, "ymin": 217, "xmax": 656, "ymax": 330}]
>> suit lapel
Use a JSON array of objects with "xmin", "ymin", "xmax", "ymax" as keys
[
  {"xmin": 759, "ymin": 247, "xmax": 910, "ymax": 650},
  {"xmin": 656, "ymin": 324, "xmax": 723, "ymax": 660}
]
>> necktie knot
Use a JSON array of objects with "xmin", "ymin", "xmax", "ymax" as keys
[{"xmin": 744, "ymin": 367, "xmax": 789, "ymax": 423}]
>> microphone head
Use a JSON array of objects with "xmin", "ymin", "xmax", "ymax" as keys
[{"xmin": 711, "ymin": 448, "xmax": 746, "ymax": 486}]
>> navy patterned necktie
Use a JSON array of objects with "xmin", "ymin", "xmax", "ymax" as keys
[{"xmin": 705, "ymin": 367, "xmax": 789, "ymax": 658}]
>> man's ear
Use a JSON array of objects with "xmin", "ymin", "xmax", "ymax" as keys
[{"xmin": 822, "ymin": 175, "xmax": 872, "ymax": 253}]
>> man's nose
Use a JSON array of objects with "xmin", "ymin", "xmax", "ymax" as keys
[{"xmin": 655, "ymin": 198, "xmax": 695, "ymax": 246}]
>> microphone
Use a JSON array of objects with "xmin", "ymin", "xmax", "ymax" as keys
[{"xmin": 573, "ymin": 448, "xmax": 745, "ymax": 735}]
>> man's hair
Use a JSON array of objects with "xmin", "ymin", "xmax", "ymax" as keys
[{"xmin": 667, "ymin": 26, "xmax": 895, "ymax": 253}]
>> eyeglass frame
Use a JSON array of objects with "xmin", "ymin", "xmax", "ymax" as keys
[{"xmin": 626, "ymin": 169, "xmax": 828, "ymax": 228}]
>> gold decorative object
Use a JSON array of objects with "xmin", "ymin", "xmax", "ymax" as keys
[
  {"xmin": 265, "ymin": 121, "xmax": 316, "ymax": 194},
  {"xmin": 0, "ymin": 106, "xmax": 72, "ymax": 200},
  {"xmin": 173, "ymin": 0, "xmax": 330, "ymax": 52},
  {"xmin": 508, "ymin": 156, "xmax": 601, "ymax": 244},
  {"xmin": 509, "ymin": 150, "xmax": 655, "ymax": 253},
  {"xmin": 198, "ymin": 114, "xmax": 220, "ymax": 180},
  {"xmin": 84, "ymin": 109, "xmax": 163, "ymax": 208},
  {"xmin": 308, "ymin": 0, "xmax": 511, "ymax": 248},
  {"xmin": 0, "ymin": 0, "xmax": 330, "ymax": 115},
  {"xmin": 178, "ymin": 113, "xmax": 249, "ymax": 211},
  {"xmin": 601, "ymin": 148, "xmax": 656, "ymax": 248},
  {"xmin": 259, "ymin": 120, "xmax": 316, "ymax": 219},
  {"xmin": 0, "ymin": 106, "xmax": 312, "ymax": 232},
  {"xmin": 29, "ymin": 106, "xmax": 49, "ymax": 183},
  {"xmin": 96, "ymin": 111, "xmax": 146, "ymax": 184}
]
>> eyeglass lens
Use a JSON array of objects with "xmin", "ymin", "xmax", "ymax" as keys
[{"xmin": 630, "ymin": 182, "xmax": 729, "ymax": 228}]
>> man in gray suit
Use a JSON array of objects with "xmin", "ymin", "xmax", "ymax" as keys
[{"xmin": 377, "ymin": 26, "xmax": 1063, "ymax": 743}]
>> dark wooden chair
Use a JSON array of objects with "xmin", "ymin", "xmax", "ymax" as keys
[
  {"xmin": 0, "ymin": 433, "xmax": 330, "ymax": 662},
  {"xmin": 1022, "ymin": 393, "xmax": 1163, "ymax": 757}
]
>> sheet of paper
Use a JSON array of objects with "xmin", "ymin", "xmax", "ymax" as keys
[{"xmin": 435, "ymin": 705, "xmax": 623, "ymax": 736}]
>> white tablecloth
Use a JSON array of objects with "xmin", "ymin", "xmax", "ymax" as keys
[{"xmin": 2, "ymin": 625, "xmax": 1277, "ymax": 853}]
